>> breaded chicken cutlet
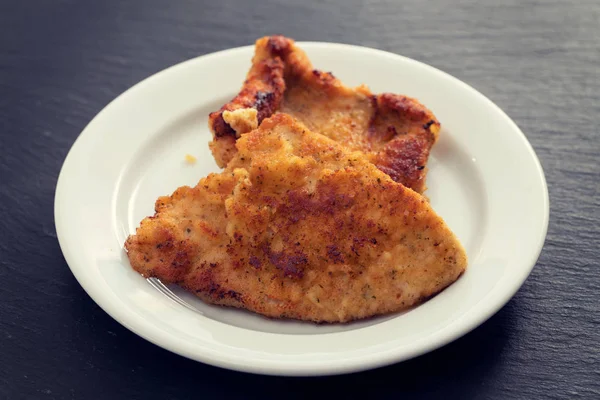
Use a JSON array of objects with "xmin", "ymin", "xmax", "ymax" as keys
[
  {"xmin": 126, "ymin": 114, "xmax": 466, "ymax": 323},
  {"xmin": 209, "ymin": 35, "xmax": 441, "ymax": 194}
]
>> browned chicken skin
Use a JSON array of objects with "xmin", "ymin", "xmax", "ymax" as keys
[
  {"xmin": 126, "ymin": 115, "xmax": 466, "ymax": 323},
  {"xmin": 209, "ymin": 35, "xmax": 441, "ymax": 193}
]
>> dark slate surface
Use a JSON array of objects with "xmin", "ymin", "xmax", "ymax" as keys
[{"xmin": 1, "ymin": 0, "xmax": 599, "ymax": 398}]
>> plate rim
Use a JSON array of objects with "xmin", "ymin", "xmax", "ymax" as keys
[{"xmin": 54, "ymin": 41, "xmax": 549, "ymax": 376}]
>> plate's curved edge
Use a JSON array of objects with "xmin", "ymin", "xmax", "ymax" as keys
[{"xmin": 54, "ymin": 41, "xmax": 550, "ymax": 376}]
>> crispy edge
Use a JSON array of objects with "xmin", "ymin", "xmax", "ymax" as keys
[
  {"xmin": 369, "ymin": 93, "xmax": 441, "ymax": 193},
  {"xmin": 208, "ymin": 36, "xmax": 291, "ymax": 136}
]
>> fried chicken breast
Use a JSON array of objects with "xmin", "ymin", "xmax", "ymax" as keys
[
  {"xmin": 126, "ymin": 114, "xmax": 466, "ymax": 323},
  {"xmin": 209, "ymin": 35, "xmax": 441, "ymax": 193}
]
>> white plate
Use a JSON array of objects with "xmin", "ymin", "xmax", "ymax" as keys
[{"xmin": 55, "ymin": 42, "xmax": 549, "ymax": 376}]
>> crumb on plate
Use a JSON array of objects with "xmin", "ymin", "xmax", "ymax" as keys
[{"xmin": 185, "ymin": 154, "xmax": 197, "ymax": 164}]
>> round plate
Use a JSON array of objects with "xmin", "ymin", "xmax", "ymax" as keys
[{"xmin": 55, "ymin": 42, "xmax": 549, "ymax": 376}]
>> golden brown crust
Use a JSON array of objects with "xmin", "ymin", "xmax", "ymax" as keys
[
  {"xmin": 208, "ymin": 35, "xmax": 441, "ymax": 193},
  {"xmin": 207, "ymin": 37, "xmax": 288, "ymax": 166},
  {"xmin": 128, "ymin": 114, "xmax": 466, "ymax": 323}
]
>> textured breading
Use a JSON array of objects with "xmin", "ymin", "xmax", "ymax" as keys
[
  {"xmin": 208, "ymin": 35, "xmax": 441, "ymax": 193},
  {"xmin": 126, "ymin": 114, "xmax": 466, "ymax": 323}
]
